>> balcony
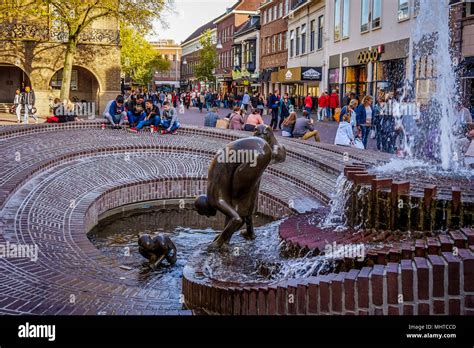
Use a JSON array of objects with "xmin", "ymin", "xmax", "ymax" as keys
[{"xmin": 0, "ymin": 23, "xmax": 120, "ymax": 45}]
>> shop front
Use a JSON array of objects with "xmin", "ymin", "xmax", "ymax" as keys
[
  {"xmin": 330, "ymin": 39, "xmax": 409, "ymax": 101},
  {"xmin": 232, "ymin": 68, "xmax": 260, "ymax": 94},
  {"xmin": 277, "ymin": 66, "xmax": 323, "ymax": 98}
]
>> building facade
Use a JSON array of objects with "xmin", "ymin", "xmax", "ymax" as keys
[
  {"xmin": 214, "ymin": 0, "xmax": 261, "ymax": 94},
  {"xmin": 0, "ymin": 15, "xmax": 120, "ymax": 116},
  {"xmin": 180, "ymin": 19, "xmax": 217, "ymax": 92},
  {"xmin": 150, "ymin": 39, "xmax": 182, "ymax": 91},
  {"xmin": 232, "ymin": 14, "xmax": 261, "ymax": 94},
  {"xmin": 285, "ymin": 0, "xmax": 325, "ymax": 98},
  {"xmin": 325, "ymin": 0, "xmax": 415, "ymax": 102},
  {"xmin": 259, "ymin": 0, "xmax": 292, "ymax": 96}
]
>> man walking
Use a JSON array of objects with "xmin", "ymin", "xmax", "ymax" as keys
[
  {"xmin": 241, "ymin": 91, "xmax": 250, "ymax": 113},
  {"xmin": 22, "ymin": 86, "xmax": 37, "ymax": 124},
  {"xmin": 13, "ymin": 89, "xmax": 22, "ymax": 124},
  {"xmin": 269, "ymin": 90, "xmax": 280, "ymax": 130},
  {"xmin": 304, "ymin": 93, "xmax": 313, "ymax": 114}
]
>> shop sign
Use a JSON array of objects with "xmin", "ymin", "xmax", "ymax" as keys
[
  {"xmin": 301, "ymin": 67, "xmax": 322, "ymax": 81},
  {"xmin": 285, "ymin": 70, "xmax": 293, "ymax": 81},
  {"xmin": 277, "ymin": 67, "xmax": 301, "ymax": 82},
  {"xmin": 357, "ymin": 48, "xmax": 380, "ymax": 64}
]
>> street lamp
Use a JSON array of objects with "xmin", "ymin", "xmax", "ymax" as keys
[
  {"xmin": 216, "ymin": 41, "xmax": 223, "ymax": 50},
  {"xmin": 182, "ymin": 59, "xmax": 188, "ymax": 65}
]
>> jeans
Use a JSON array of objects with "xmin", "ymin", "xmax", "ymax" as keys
[
  {"xmin": 305, "ymin": 107, "xmax": 312, "ymax": 114},
  {"xmin": 206, "ymin": 102, "xmax": 211, "ymax": 111},
  {"xmin": 360, "ymin": 125, "xmax": 370, "ymax": 149},
  {"xmin": 23, "ymin": 105, "xmax": 37, "ymax": 124},
  {"xmin": 136, "ymin": 117, "xmax": 161, "ymax": 130},
  {"xmin": 375, "ymin": 125, "xmax": 383, "ymax": 151},
  {"xmin": 224, "ymin": 100, "xmax": 229, "ymax": 108},
  {"xmin": 127, "ymin": 111, "xmax": 145, "ymax": 126},
  {"xmin": 326, "ymin": 107, "xmax": 332, "ymax": 120},
  {"xmin": 104, "ymin": 112, "xmax": 126, "ymax": 126},
  {"xmin": 270, "ymin": 108, "xmax": 279, "ymax": 129},
  {"xmin": 160, "ymin": 119, "xmax": 180, "ymax": 132},
  {"xmin": 318, "ymin": 107, "xmax": 325, "ymax": 121}
]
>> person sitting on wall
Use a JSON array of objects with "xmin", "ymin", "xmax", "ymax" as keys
[
  {"xmin": 334, "ymin": 113, "xmax": 355, "ymax": 147},
  {"xmin": 293, "ymin": 111, "xmax": 320, "ymax": 142},
  {"xmin": 103, "ymin": 95, "xmax": 127, "ymax": 129},
  {"xmin": 126, "ymin": 94, "xmax": 146, "ymax": 128},
  {"xmin": 204, "ymin": 107, "xmax": 220, "ymax": 128},
  {"xmin": 244, "ymin": 108, "xmax": 265, "ymax": 132},
  {"xmin": 129, "ymin": 99, "xmax": 161, "ymax": 132},
  {"xmin": 160, "ymin": 101, "xmax": 180, "ymax": 134}
]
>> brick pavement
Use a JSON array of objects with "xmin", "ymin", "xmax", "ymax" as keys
[{"xmin": 0, "ymin": 121, "xmax": 393, "ymax": 315}]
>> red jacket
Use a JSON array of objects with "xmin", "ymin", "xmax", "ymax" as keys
[
  {"xmin": 304, "ymin": 96, "xmax": 313, "ymax": 108},
  {"xmin": 329, "ymin": 93, "xmax": 339, "ymax": 108},
  {"xmin": 318, "ymin": 95, "xmax": 329, "ymax": 108}
]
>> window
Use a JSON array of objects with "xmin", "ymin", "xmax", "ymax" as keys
[
  {"xmin": 334, "ymin": 0, "xmax": 341, "ymax": 41},
  {"xmin": 398, "ymin": 0, "xmax": 409, "ymax": 21},
  {"xmin": 279, "ymin": 2, "xmax": 283, "ymax": 18},
  {"xmin": 269, "ymin": 7, "xmax": 272, "ymax": 22},
  {"xmin": 273, "ymin": 6, "xmax": 277, "ymax": 20},
  {"xmin": 342, "ymin": 0, "xmax": 350, "ymax": 38},
  {"xmin": 296, "ymin": 28, "xmax": 300, "ymax": 55},
  {"xmin": 310, "ymin": 20, "xmax": 315, "ymax": 51},
  {"xmin": 414, "ymin": 0, "xmax": 420, "ymax": 17},
  {"xmin": 266, "ymin": 37, "xmax": 271, "ymax": 54},
  {"xmin": 317, "ymin": 15, "xmax": 324, "ymax": 50},
  {"xmin": 372, "ymin": 0, "xmax": 382, "ymax": 28},
  {"xmin": 50, "ymin": 70, "xmax": 78, "ymax": 90},
  {"xmin": 301, "ymin": 24, "xmax": 306, "ymax": 54},
  {"xmin": 278, "ymin": 33, "xmax": 283, "ymax": 51},
  {"xmin": 468, "ymin": 3, "xmax": 474, "ymax": 17},
  {"xmin": 285, "ymin": 0, "xmax": 289, "ymax": 15},
  {"xmin": 272, "ymin": 35, "xmax": 277, "ymax": 52},
  {"xmin": 361, "ymin": 0, "xmax": 370, "ymax": 32},
  {"xmin": 264, "ymin": 10, "xmax": 268, "ymax": 24},
  {"xmin": 283, "ymin": 31, "xmax": 287, "ymax": 50},
  {"xmin": 290, "ymin": 30, "xmax": 294, "ymax": 57}
]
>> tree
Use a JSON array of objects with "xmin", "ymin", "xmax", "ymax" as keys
[
  {"xmin": 0, "ymin": 0, "xmax": 170, "ymax": 100},
  {"xmin": 194, "ymin": 29, "xmax": 218, "ymax": 85},
  {"xmin": 121, "ymin": 25, "xmax": 170, "ymax": 86}
]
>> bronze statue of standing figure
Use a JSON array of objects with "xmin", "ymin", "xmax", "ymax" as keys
[
  {"xmin": 195, "ymin": 125, "xmax": 286, "ymax": 249},
  {"xmin": 138, "ymin": 234, "xmax": 177, "ymax": 269}
]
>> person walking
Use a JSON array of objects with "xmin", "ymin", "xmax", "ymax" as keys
[
  {"xmin": 241, "ymin": 91, "xmax": 250, "ymax": 113},
  {"xmin": 278, "ymin": 93, "xmax": 292, "ymax": 130},
  {"xmin": 317, "ymin": 92, "xmax": 329, "ymax": 122},
  {"xmin": 304, "ymin": 93, "xmax": 313, "ymax": 114},
  {"xmin": 199, "ymin": 92, "xmax": 205, "ymax": 113},
  {"xmin": 13, "ymin": 89, "xmax": 22, "ymax": 123},
  {"xmin": 355, "ymin": 95, "xmax": 374, "ymax": 149},
  {"xmin": 22, "ymin": 86, "xmax": 37, "ymax": 124},
  {"xmin": 329, "ymin": 90, "xmax": 340, "ymax": 119},
  {"xmin": 373, "ymin": 97, "xmax": 386, "ymax": 151},
  {"xmin": 268, "ymin": 90, "xmax": 280, "ymax": 130}
]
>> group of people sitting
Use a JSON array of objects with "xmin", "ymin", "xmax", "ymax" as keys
[
  {"xmin": 204, "ymin": 106, "xmax": 320, "ymax": 142},
  {"xmin": 103, "ymin": 95, "xmax": 180, "ymax": 134}
]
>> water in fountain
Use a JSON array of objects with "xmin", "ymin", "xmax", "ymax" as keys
[
  {"xmin": 319, "ymin": 174, "xmax": 353, "ymax": 231},
  {"xmin": 399, "ymin": 0, "xmax": 461, "ymax": 169},
  {"xmin": 88, "ymin": 207, "xmax": 335, "ymax": 288}
]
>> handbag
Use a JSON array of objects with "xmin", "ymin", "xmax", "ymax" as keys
[
  {"xmin": 370, "ymin": 128, "xmax": 376, "ymax": 139},
  {"xmin": 353, "ymin": 138, "xmax": 365, "ymax": 149},
  {"xmin": 216, "ymin": 118, "xmax": 230, "ymax": 129}
]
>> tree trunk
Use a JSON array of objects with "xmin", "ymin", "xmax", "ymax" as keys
[{"xmin": 60, "ymin": 38, "xmax": 78, "ymax": 101}]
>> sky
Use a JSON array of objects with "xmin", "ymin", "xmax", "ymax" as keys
[{"xmin": 151, "ymin": 0, "xmax": 238, "ymax": 44}]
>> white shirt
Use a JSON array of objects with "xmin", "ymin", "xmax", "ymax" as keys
[{"xmin": 365, "ymin": 106, "xmax": 372, "ymax": 124}]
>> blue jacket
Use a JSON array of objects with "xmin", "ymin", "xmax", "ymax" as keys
[
  {"xmin": 108, "ymin": 101, "xmax": 125, "ymax": 117},
  {"xmin": 355, "ymin": 104, "xmax": 372, "ymax": 126}
]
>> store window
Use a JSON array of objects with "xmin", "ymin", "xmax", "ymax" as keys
[
  {"xmin": 329, "ymin": 68, "xmax": 340, "ymax": 92},
  {"xmin": 318, "ymin": 15, "xmax": 324, "ymax": 49},
  {"xmin": 310, "ymin": 20, "xmax": 315, "ymax": 52},
  {"xmin": 344, "ymin": 65, "xmax": 367, "ymax": 99},
  {"xmin": 398, "ymin": 0, "xmax": 409, "ymax": 21},
  {"xmin": 301, "ymin": 24, "xmax": 306, "ymax": 54}
]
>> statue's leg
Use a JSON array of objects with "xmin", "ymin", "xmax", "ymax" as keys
[
  {"xmin": 241, "ymin": 216, "xmax": 256, "ymax": 240},
  {"xmin": 150, "ymin": 254, "xmax": 166, "ymax": 270},
  {"xmin": 210, "ymin": 200, "xmax": 244, "ymax": 248}
]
